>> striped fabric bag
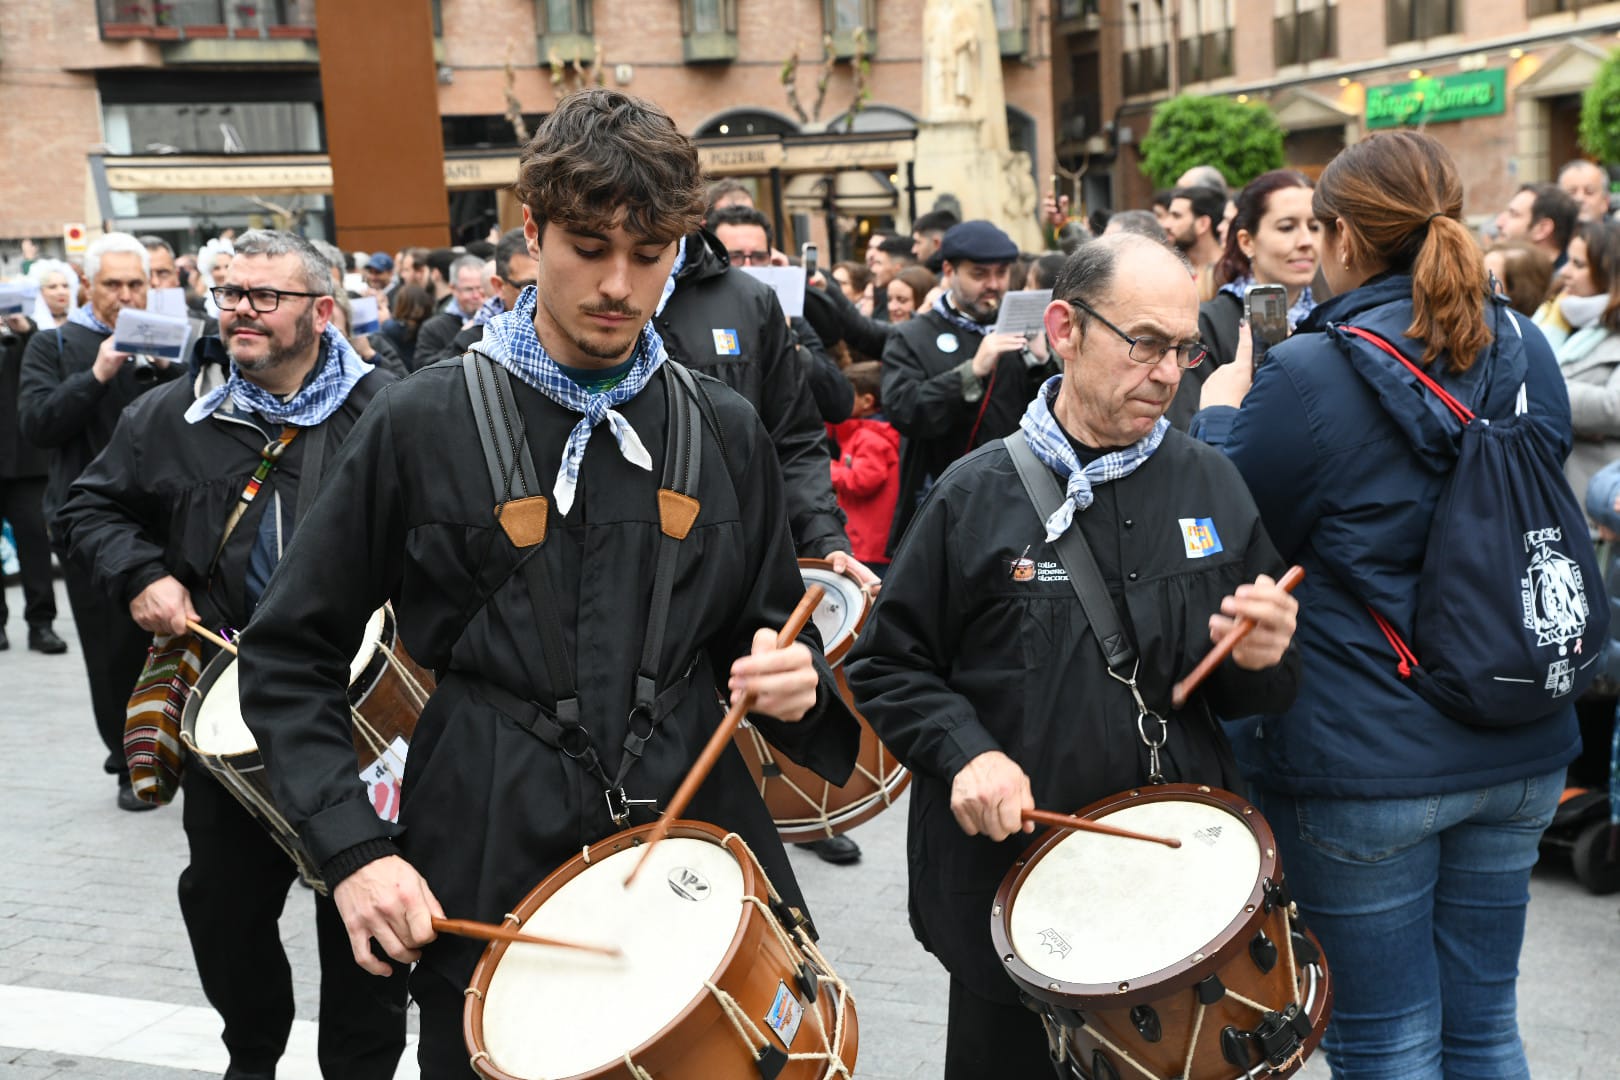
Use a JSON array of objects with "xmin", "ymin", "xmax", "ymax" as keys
[{"xmin": 122, "ymin": 632, "xmax": 203, "ymax": 805}]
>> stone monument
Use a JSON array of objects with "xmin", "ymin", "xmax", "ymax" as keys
[{"xmin": 915, "ymin": 0, "xmax": 1042, "ymax": 249}]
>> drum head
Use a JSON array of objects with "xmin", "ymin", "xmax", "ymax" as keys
[
  {"xmin": 188, "ymin": 655, "xmax": 258, "ymax": 756},
  {"xmin": 480, "ymin": 837, "xmax": 746, "ymax": 1078},
  {"xmin": 1008, "ymin": 798, "xmax": 1260, "ymax": 986},
  {"xmin": 799, "ymin": 562, "xmax": 869, "ymax": 666}
]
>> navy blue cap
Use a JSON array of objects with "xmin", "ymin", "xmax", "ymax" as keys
[
  {"xmin": 938, "ymin": 220, "xmax": 1019, "ymax": 265},
  {"xmin": 365, "ymin": 252, "xmax": 394, "ymax": 272}
]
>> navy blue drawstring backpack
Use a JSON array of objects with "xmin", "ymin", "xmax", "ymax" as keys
[{"xmin": 1342, "ymin": 323, "xmax": 1608, "ymax": 727}]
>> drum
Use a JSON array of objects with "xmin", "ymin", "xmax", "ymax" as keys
[
  {"xmin": 463, "ymin": 820, "xmax": 858, "ymax": 1080},
  {"xmin": 734, "ymin": 558, "xmax": 910, "ymax": 841},
  {"xmin": 989, "ymin": 785, "xmax": 1333, "ymax": 1080},
  {"xmin": 180, "ymin": 605, "xmax": 434, "ymax": 891}
]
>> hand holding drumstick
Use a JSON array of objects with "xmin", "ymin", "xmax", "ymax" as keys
[{"xmin": 1173, "ymin": 567, "xmax": 1303, "ymax": 710}]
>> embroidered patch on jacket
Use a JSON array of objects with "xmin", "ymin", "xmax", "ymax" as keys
[
  {"xmin": 1178, "ymin": 517, "xmax": 1223, "ymax": 559},
  {"xmin": 712, "ymin": 328, "xmax": 740, "ymax": 356},
  {"xmin": 764, "ymin": 981, "xmax": 804, "ymax": 1047}
]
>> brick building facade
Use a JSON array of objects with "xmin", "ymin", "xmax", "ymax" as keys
[{"xmin": 1, "ymin": 0, "xmax": 1055, "ymax": 257}]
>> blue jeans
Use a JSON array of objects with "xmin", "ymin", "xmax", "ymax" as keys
[{"xmin": 1255, "ymin": 769, "xmax": 1563, "ymax": 1080}]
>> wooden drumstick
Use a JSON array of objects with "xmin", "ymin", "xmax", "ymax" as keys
[
  {"xmin": 1169, "ymin": 565, "xmax": 1304, "ymax": 711},
  {"xmin": 187, "ymin": 620, "xmax": 238, "ymax": 655},
  {"xmin": 1021, "ymin": 808, "xmax": 1181, "ymax": 849},
  {"xmin": 625, "ymin": 584, "xmax": 825, "ymax": 886},
  {"xmin": 430, "ymin": 917, "xmax": 621, "ymax": 957}
]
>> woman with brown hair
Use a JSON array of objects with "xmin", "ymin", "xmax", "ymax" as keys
[
  {"xmin": 379, "ymin": 283, "xmax": 434, "ymax": 372},
  {"xmin": 1483, "ymin": 240, "xmax": 1554, "ymax": 318},
  {"xmin": 885, "ymin": 264, "xmax": 938, "ymax": 323},
  {"xmin": 1195, "ymin": 130, "xmax": 1577, "ymax": 1079},
  {"xmin": 1549, "ymin": 219, "xmax": 1620, "ymax": 500}
]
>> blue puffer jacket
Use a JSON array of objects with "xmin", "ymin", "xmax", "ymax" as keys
[{"xmin": 1194, "ymin": 274, "xmax": 1581, "ymax": 798}]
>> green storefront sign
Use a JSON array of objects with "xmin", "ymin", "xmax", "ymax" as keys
[{"xmin": 1366, "ymin": 69, "xmax": 1508, "ymax": 130}]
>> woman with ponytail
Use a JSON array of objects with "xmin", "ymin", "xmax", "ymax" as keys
[{"xmin": 1193, "ymin": 131, "xmax": 1576, "ymax": 1079}]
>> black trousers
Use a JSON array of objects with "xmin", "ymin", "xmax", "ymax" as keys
[
  {"xmin": 0, "ymin": 476, "xmax": 54, "ymax": 629},
  {"xmin": 178, "ymin": 765, "xmax": 409, "ymax": 1079},
  {"xmin": 412, "ymin": 965, "xmax": 480, "ymax": 1079},
  {"xmin": 946, "ymin": 977, "xmax": 1065, "ymax": 1080},
  {"xmin": 58, "ymin": 553, "xmax": 149, "ymax": 779}
]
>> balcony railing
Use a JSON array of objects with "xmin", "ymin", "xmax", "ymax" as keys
[{"xmin": 98, "ymin": 0, "xmax": 315, "ymax": 39}]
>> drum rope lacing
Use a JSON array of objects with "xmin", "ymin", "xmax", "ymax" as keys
[
  {"xmin": 347, "ymin": 645, "xmax": 431, "ymax": 799},
  {"xmin": 742, "ymin": 725, "xmax": 903, "ymax": 831}
]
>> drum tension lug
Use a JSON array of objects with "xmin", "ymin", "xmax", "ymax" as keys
[
  {"xmin": 1250, "ymin": 930, "xmax": 1278, "ymax": 974},
  {"xmin": 1221, "ymin": 1004, "xmax": 1314, "ymax": 1071},
  {"xmin": 754, "ymin": 1044, "xmax": 789, "ymax": 1080},
  {"xmin": 1290, "ymin": 928, "xmax": 1321, "ymax": 967},
  {"xmin": 761, "ymin": 762, "xmax": 782, "ymax": 777},
  {"xmin": 1130, "ymin": 1004, "xmax": 1162, "ymax": 1043},
  {"xmin": 1091, "ymin": 1049, "xmax": 1121, "ymax": 1080},
  {"xmin": 1262, "ymin": 877, "xmax": 1291, "ymax": 914},
  {"xmin": 1196, "ymin": 974, "xmax": 1226, "ymax": 1005},
  {"xmin": 795, "ymin": 962, "xmax": 820, "ymax": 1005}
]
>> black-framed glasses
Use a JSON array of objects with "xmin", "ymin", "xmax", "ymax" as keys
[
  {"xmin": 727, "ymin": 249, "xmax": 771, "ymax": 266},
  {"xmin": 1067, "ymin": 297, "xmax": 1209, "ymax": 369},
  {"xmin": 210, "ymin": 285, "xmax": 322, "ymax": 314}
]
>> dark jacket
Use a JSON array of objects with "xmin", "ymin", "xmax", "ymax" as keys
[
  {"xmin": 1167, "ymin": 291, "xmax": 1243, "ymax": 430},
  {"xmin": 18, "ymin": 319, "xmax": 185, "ymax": 533},
  {"xmin": 236, "ymin": 360, "xmax": 861, "ymax": 990},
  {"xmin": 363, "ymin": 331, "xmax": 410, "ymax": 381},
  {"xmin": 0, "ymin": 320, "xmax": 47, "ymax": 479},
  {"xmin": 379, "ymin": 319, "xmax": 419, "ymax": 371},
  {"xmin": 1194, "ymin": 275, "xmax": 1581, "ymax": 798},
  {"xmin": 846, "ymin": 429, "xmax": 1299, "ymax": 1002},
  {"xmin": 413, "ymin": 310, "xmax": 466, "ymax": 372},
  {"xmin": 803, "ymin": 282, "xmax": 893, "ymax": 362},
  {"xmin": 55, "ymin": 337, "xmax": 394, "ymax": 632},
  {"xmin": 881, "ymin": 308, "xmax": 1055, "ymax": 554},
  {"xmin": 791, "ymin": 316, "xmax": 854, "ymax": 424},
  {"xmin": 657, "ymin": 230, "xmax": 848, "ymax": 557}
]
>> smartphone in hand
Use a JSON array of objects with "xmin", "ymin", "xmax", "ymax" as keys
[
  {"xmin": 801, "ymin": 242, "xmax": 819, "ymax": 281},
  {"xmin": 1244, "ymin": 283, "xmax": 1290, "ymax": 369}
]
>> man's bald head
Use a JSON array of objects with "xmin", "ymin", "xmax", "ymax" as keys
[{"xmin": 1052, "ymin": 232, "xmax": 1194, "ymax": 316}]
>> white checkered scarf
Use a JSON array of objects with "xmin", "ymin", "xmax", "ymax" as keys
[{"xmin": 1017, "ymin": 374, "xmax": 1168, "ymax": 541}]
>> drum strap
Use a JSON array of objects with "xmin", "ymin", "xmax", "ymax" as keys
[
  {"xmin": 460, "ymin": 351, "xmax": 706, "ymax": 825},
  {"xmin": 1004, "ymin": 432, "xmax": 1136, "ymax": 673}
]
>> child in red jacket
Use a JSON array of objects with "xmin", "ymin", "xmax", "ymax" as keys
[{"xmin": 828, "ymin": 362, "xmax": 900, "ymax": 576}]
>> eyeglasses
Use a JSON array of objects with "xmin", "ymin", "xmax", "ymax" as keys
[
  {"xmin": 727, "ymin": 250, "xmax": 771, "ymax": 266},
  {"xmin": 210, "ymin": 285, "xmax": 322, "ymax": 314},
  {"xmin": 1067, "ymin": 298, "xmax": 1209, "ymax": 369}
]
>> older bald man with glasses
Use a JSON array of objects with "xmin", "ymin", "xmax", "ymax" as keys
[{"xmin": 847, "ymin": 233, "xmax": 1302, "ymax": 1077}]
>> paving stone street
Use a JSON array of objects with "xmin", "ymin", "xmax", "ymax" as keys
[{"xmin": 2, "ymin": 580, "xmax": 1617, "ymax": 1078}]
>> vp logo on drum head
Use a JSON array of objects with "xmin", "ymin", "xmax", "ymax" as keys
[{"xmin": 667, "ymin": 867, "xmax": 712, "ymax": 901}]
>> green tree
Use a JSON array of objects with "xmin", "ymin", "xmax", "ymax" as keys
[
  {"xmin": 1579, "ymin": 48, "xmax": 1620, "ymax": 165},
  {"xmin": 1138, "ymin": 94, "xmax": 1286, "ymax": 190}
]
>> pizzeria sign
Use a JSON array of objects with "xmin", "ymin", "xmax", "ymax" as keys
[{"xmin": 1366, "ymin": 69, "xmax": 1507, "ymax": 130}]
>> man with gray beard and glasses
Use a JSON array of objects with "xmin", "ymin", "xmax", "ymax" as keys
[{"xmin": 56, "ymin": 229, "xmax": 407, "ymax": 1080}]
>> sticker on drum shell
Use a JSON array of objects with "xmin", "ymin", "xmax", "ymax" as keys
[
  {"xmin": 357, "ymin": 736, "xmax": 408, "ymax": 823},
  {"xmin": 764, "ymin": 980, "xmax": 804, "ymax": 1048}
]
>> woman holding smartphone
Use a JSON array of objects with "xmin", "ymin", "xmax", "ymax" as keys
[{"xmin": 1168, "ymin": 170, "xmax": 1320, "ymax": 427}]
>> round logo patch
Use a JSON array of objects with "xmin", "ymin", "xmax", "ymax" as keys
[
  {"xmin": 936, "ymin": 332, "xmax": 960, "ymax": 354},
  {"xmin": 667, "ymin": 867, "xmax": 712, "ymax": 901}
]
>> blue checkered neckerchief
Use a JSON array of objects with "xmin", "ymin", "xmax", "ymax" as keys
[
  {"xmin": 931, "ymin": 293, "xmax": 990, "ymax": 337},
  {"xmin": 68, "ymin": 303, "xmax": 112, "ymax": 335},
  {"xmin": 469, "ymin": 295, "xmax": 504, "ymax": 328},
  {"xmin": 1018, "ymin": 374, "xmax": 1169, "ymax": 541},
  {"xmin": 1218, "ymin": 277, "xmax": 1316, "ymax": 332},
  {"xmin": 478, "ymin": 285, "xmax": 665, "ymax": 516},
  {"xmin": 184, "ymin": 324, "xmax": 374, "ymax": 427}
]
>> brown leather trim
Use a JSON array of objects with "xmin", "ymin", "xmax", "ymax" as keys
[
  {"xmin": 496, "ymin": 496, "xmax": 549, "ymax": 547},
  {"xmin": 657, "ymin": 489, "xmax": 701, "ymax": 540}
]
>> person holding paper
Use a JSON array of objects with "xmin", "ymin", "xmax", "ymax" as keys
[
  {"xmin": 882, "ymin": 220, "xmax": 1056, "ymax": 556},
  {"xmin": 18, "ymin": 232, "xmax": 184, "ymax": 812},
  {"xmin": 0, "ymin": 313, "xmax": 66, "ymax": 655},
  {"xmin": 56, "ymin": 228, "xmax": 408, "ymax": 1080}
]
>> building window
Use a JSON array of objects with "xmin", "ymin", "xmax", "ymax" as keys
[
  {"xmin": 683, "ymin": 0, "xmax": 738, "ymax": 63},
  {"xmin": 98, "ymin": 0, "xmax": 315, "ymax": 37},
  {"xmin": 1123, "ymin": 0, "xmax": 1171, "ymax": 97},
  {"xmin": 1273, "ymin": 0, "xmax": 1336, "ymax": 67},
  {"xmin": 1386, "ymin": 0, "xmax": 1455, "ymax": 44},
  {"xmin": 1179, "ymin": 0, "xmax": 1234, "ymax": 85},
  {"xmin": 536, "ymin": 0, "xmax": 593, "ymax": 60},
  {"xmin": 1527, "ymin": 0, "xmax": 1579, "ymax": 13},
  {"xmin": 823, "ymin": 0, "xmax": 876, "ymax": 59},
  {"xmin": 992, "ymin": 0, "xmax": 1030, "ymax": 56}
]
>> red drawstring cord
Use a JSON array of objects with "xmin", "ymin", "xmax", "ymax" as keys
[
  {"xmin": 963, "ymin": 357, "xmax": 1001, "ymax": 456},
  {"xmin": 1368, "ymin": 607, "xmax": 1419, "ymax": 678},
  {"xmin": 1341, "ymin": 325, "xmax": 1476, "ymax": 424}
]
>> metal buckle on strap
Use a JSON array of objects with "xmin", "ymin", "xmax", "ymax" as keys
[
  {"xmin": 1107, "ymin": 661, "xmax": 1168, "ymax": 784},
  {"xmin": 605, "ymin": 788, "xmax": 659, "ymax": 828}
]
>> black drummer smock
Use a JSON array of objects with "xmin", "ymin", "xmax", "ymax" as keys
[
  {"xmin": 845, "ymin": 428, "xmax": 1300, "ymax": 1004},
  {"xmin": 237, "ymin": 359, "xmax": 862, "ymax": 989}
]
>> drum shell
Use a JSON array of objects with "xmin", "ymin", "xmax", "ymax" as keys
[
  {"xmin": 733, "ymin": 559, "xmax": 910, "ymax": 842},
  {"xmin": 991, "ymin": 785, "xmax": 1332, "ymax": 1079},
  {"xmin": 463, "ymin": 821, "xmax": 858, "ymax": 1080}
]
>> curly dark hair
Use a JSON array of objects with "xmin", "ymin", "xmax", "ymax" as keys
[{"xmin": 514, "ymin": 90, "xmax": 704, "ymax": 247}]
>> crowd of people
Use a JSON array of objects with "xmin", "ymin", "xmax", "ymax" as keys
[{"xmin": 2, "ymin": 86, "xmax": 1618, "ymax": 1080}]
